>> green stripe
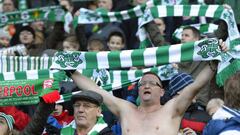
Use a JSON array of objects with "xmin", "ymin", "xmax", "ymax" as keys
[
  {"xmin": 15, "ymin": 71, "xmax": 27, "ymax": 80},
  {"xmin": 151, "ymin": 6, "xmax": 159, "ymax": 18},
  {"xmin": 199, "ymin": 24, "xmax": 209, "ymax": 33},
  {"xmin": 82, "ymin": 69, "xmax": 94, "ymax": 78},
  {"xmin": 198, "ymin": 5, "xmax": 208, "ymax": 16},
  {"xmin": 213, "ymin": 6, "xmax": 224, "ymax": 18},
  {"xmin": 85, "ymin": 52, "xmax": 98, "ymax": 69},
  {"xmin": 128, "ymin": 9, "xmax": 137, "ymax": 18},
  {"xmin": 181, "ymin": 42, "xmax": 194, "ymax": 62},
  {"xmin": 102, "ymin": 14, "xmax": 110, "ymax": 22},
  {"xmin": 115, "ymin": 12, "xmax": 123, "ymax": 20},
  {"xmin": 108, "ymin": 51, "xmax": 121, "ymax": 69},
  {"xmin": 27, "ymin": 58, "xmax": 31, "ymax": 70},
  {"xmin": 6, "ymin": 57, "xmax": 10, "ymax": 72},
  {"xmin": 48, "ymin": 57, "xmax": 52, "ymax": 69},
  {"xmin": 39, "ymin": 70, "xmax": 50, "ymax": 79},
  {"xmin": 183, "ymin": 5, "xmax": 191, "ymax": 16},
  {"xmin": 167, "ymin": 6, "xmax": 174, "ymax": 16},
  {"xmin": 121, "ymin": 70, "xmax": 128, "ymax": 83},
  {"xmin": 0, "ymin": 73, "xmax": 4, "ymax": 80},
  {"xmin": 156, "ymin": 45, "xmax": 170, "ymax": 65},
  {"xmin": 131, "ymin": 49, "xmax": 144, "ymax": 67}
]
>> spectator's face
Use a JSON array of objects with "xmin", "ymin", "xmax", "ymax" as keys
[
  {"xmin": 107, "ymin": 35, "xmax": 124, "ymax": 51},
  {"xmin": 31, "ymin": 21, "xmax": 44, "ymax": 31},
  {"xmin": 2, "ymin": 0, "xmax": 15, "ymax": 12},
  {"xmin": 98, "ymin": 0, "xmax": 112, "ymax": 11},
  {"xmin": 52, "ymin": 104, "xmax": 64, "ymax": 116},
  {"xmin": 154, "ymin": 18, "xmax": 166, "ymax": 35},
  {"xmin": 60, "ymin": 0, "xmax": 72, "ymax": 12},
  {"xmin": 19, "ymin": 30, "xmax": 34, "ymax": 45},
  {"xmin": 181, "ymin": 29, "xmax": 198, "ymax": 43},
  {"xmin": 73, "ymin": 100, "xmax": 101, "ymax": 128},
  {"xmin": 63, "ymin": 41, "xmax": 79, "ymax": 51},
  {"xmin": 138, "ymin": 74, "xmax": 164, "ymax": 103},
  {"xmin": 0, "ymin": 117, "xmax": 10, "ymax": 135}
]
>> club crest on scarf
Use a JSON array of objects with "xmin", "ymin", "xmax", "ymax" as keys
[
  {"xmin": 55, "ymin": 52, "xmax": 83, "ymax": 68},
  {"xmin": 197, "ymin": 38, "xmax": 221, "ymax": 58}
]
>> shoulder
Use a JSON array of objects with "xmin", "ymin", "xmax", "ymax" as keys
[{"xmin": 99, "ymin": 127, "xmax": 114, "ymax": 135}]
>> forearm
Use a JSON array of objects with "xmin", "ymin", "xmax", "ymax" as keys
[
  {"xmin": 20, "ymin": 101, "xmax": 54, "ymax": 135},
  {"xmin": 194, "ymin": 61, "xmax": 217, "ymax": 91}
]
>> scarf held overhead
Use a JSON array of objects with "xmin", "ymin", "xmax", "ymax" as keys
[{"xmin": 51, "ymin": 38, "xmax": 226, "ymax": 70}]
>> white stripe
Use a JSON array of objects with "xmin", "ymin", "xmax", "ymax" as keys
[
  {"xmin": 189, "ymin": 5, "xmax": 200, "ymax": 16},
  {"xmin": 169, "ymin": 44, "xmax": 181, "ymax": 63},
  {"xmin": 14, "ymin": 56, "xmax": 18, "ymax": 71},
  {"xmin": 144, "ymin": 47, "xmax": 157, "ymax": 66},
  {"xmin": 120, "ymin": 50, "xmax": 133, "ymax": 68},
  {"xmin": 112, "ymin": 71, "xmax": 121, "ymax": 87},
  {"xmin": 134, "ymin": 5, "xmax": 143, "ymax": 17},
  {"xmin": 31, "ymin": 57, "xmax": 34, "ymax": 70},
  {"xmin": 206, "ymin": 5, "xmax": 219, "ymax": 18},
  {"xmin": 193, "ymin": 42, "xmax": 202, "ymax": 61},
  {"xmin": 158, "ymin": 6, "xmax": 167, "ymax": 17},
  {"xmin": 0, "ymin": 57, "xmax": 2, "ymax": 73},
  {"xmin": 3, "ymin": 56, "xmax": 7, "ymax": 72},
  {"xmin": 10, "ymin": 56, "xmax": 14, "ymax": 72},
  {"xmin": 97, "ymin": 51, "xmax": 109, "ymax": 69},
  {"xmin": 174, "ymin": 5, "xmax": 183, "ymax": 16},
  {"xmin": 80, "ymin": 52, "xmax": 86, "ymax": 69},
  {"xmin": 127, "ymin": 70, "xmax": 136, "ymax": 81},
  {"xmin": 121, "ymin": 10, "xmax": 130, "ymax": 20},
  {"xmin": 26, "ymin": 70, "xmax": 38, "ymax": 79},
  {"xmin": 108, "ymin": 12, "xmax": 117, "ymax": 22},
  {"xmin": 142, "ymin": 67, "xmax": 152, "ymax": 73},
  {"xmin": 23, "ymin": 57, "xmax": 28, "ymax": 71},
  {"xmin": 36, "ymin": 57, "xmax": 39, "ymax": 70},
  {"xmin": 3, "ymin": 72, "xmax": 15, "ymax": 80}
]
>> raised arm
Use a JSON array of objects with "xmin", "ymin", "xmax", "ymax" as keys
[
  {"xmin": 70, "ymin": 71, "xmax": 131, "ymax": 117},
  {"xmin": 172, "ymin": 40, "xmax": 227, "ymax": 117}
]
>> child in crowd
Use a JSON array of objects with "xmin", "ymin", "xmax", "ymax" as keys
[
  {"xmin": 87, "ymin": 35, "xmax": 106, "ymax": 52},
  {"xmin": 107, "ymin": 31, "xmax": 125, "ymax": 51},
  {"xmin": 62, "ymin": 36, "xmax": 80, "ymax": 51}
]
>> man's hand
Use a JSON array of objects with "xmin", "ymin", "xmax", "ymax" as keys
[{"xmin": 219, "ymin": 39, "xmax": 228, "ymax": 52}]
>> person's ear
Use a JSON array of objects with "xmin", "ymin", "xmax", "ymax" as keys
[{"xmin": 97, "ymin": 107, "xmax": 102, "ymax": 117}]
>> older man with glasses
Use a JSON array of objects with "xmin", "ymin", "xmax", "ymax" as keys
[{"xmin": 61, "ymin": 90, "xmax": 113, "ymax": 135}]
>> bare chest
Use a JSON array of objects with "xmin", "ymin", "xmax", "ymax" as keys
[{"xmin": 121, "ymin": 112, "xmax": 179, "ymax": 135}]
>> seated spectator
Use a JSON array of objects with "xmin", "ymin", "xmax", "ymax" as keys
[
  {"xmin": 203, "ymin": 72, "xmax": 240, "ymax": 135},
  {"xmin": 206, "ymin": 98, "xmax": 224, "ymax": 116},
  {"xmin": 61, "ymin": 90, "xmax": 113, "ymax": 135},
  {"xmin": 63, "ymin": 35, "xmax": 80, "ymax": 51},
  {"xmin": 107, "ymin": 30, "xmax": 125, "ymax": 51}
]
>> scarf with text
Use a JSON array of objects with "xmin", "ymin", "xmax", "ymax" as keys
[{"xmin": 0, "ymin": 70, "xmax": 65, "ymax": 106}]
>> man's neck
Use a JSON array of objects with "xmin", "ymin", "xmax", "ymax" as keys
[{"xmin": 76, "ymin": 126, "xmax": 92, "ymax": 135}]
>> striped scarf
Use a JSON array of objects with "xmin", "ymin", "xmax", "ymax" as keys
[
  {"xmin": 0, "ymin": 70, "xmax": 65, "ymax": 106},
  {"xmin": 138, "ymin": 5, "xmax": 240, "ymax": 49},
  {"xmin": 51, "ymin": 38, "xmax": 225, "ymax": 70},
  {"xmin": 61, "ymin": 115, "xmax": 107, "ymax": 135},
  {"xmin": 0, "ymin": 6, "xmax": 64, "ymax": 27}
]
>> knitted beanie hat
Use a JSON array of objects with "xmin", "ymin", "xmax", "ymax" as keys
[{"xmin": 0, "ymin": 112, "xmax": 15, "ymax": 131}]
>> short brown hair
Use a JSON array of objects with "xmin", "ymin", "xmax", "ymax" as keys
[{"xmin": 224, "ymin": 71, "xmax": 240, "ymax": 109}]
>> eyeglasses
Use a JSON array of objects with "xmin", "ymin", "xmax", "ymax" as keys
[
  {"xmin": 73, "ymin": 103, "xmax": 97, "ymax": 110},
  {"xmin": 138, "ymin": 81, "xmax": 163, "ymax": 88}
]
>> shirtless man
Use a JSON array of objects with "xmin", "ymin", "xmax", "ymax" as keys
[{"xmin": 67, "ymin": 42, "xmax": 227, "ymax": 135}]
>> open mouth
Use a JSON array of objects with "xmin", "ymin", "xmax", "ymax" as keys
[{"xmin": 144, "ymin": 91, "xmax": 151, "ymax": 94}]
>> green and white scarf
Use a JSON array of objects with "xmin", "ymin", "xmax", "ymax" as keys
[
  {"xmin": 57, "ymin": 65, "xmax": 178, "ymax": 103},
  {"xmin": 61, "ymin": 115, "xmax": 107, "ymax": 135},
  {"xmin": 73, "ymin": 0, "xmax": 160, "ymax": 26},
  {"xmin": 0, "ymin": 56, "xmax": 53, "ymax": 73},
  {"xmin": 0, "ymin": 69, "xmax": 65, "ymax": 106},
  {"xmin": 0, "ymin": 6, "xmax": 65, "ymax": 27},
  {"xmin": 172, "ymin": 23, "xmax": 218, "ymax": 41},
  {"xmin": 138, "ymin": 5, "xmax": 240, "ymax": 49},
  {"xmin": 51, "ymin": 38, "xmax": 225, "ymax": 70},
  {"xmin": 0, "ymin": 44, "xmax": 27, "ymax": 56}
]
